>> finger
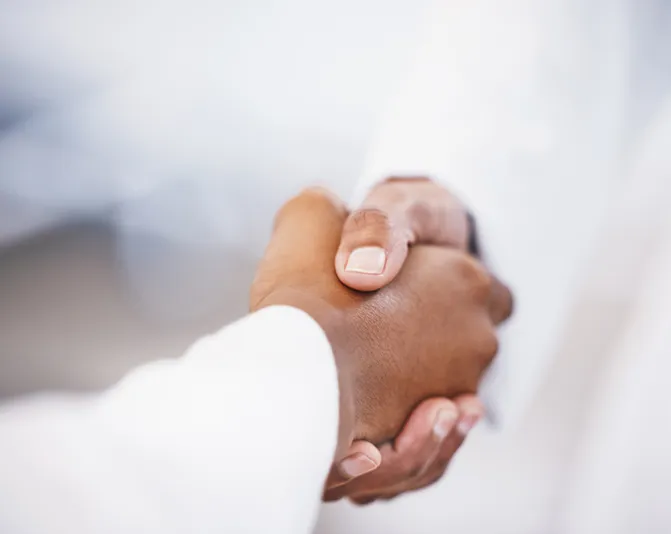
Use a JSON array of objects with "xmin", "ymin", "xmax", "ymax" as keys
[
  {"xmin": 323, "ymin": 443, "xmax": 396, "ymax": 502},
  {"xmin": 434, "ymin": 395, "xmax": 484, "ymax": 467},
  {"xmin": 488, "ymin": 274, "xmax": 514, "ymax": 325},
  {"xmin": 323, "ymin": 398, "xmax": 458, "ymax": 502},
  {"xmin": 335, "ymin": 207, "xmax": 413, "ymax": 292},
  {"xmin": 388, "ymin": 395, "xmax": 483, "ymax": 495},
  {"xmin": 324, "ymin": 441, "xmax": 382, "ymax": 492},
  {"xmin": 392, "ymin": 398, "xmax": 459, "ymax": 477},
  {"xmin": 408, "ymin": 395, "xmax": 485, "ymax": 493},
  {"xmin": 341, "ymin": 397, "xmax": 476, "ymax": 504}
]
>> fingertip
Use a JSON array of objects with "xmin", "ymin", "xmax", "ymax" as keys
[
  {"xmin": 395, "ymin": 398, "xmax": 458, "ymax": 453},
  {"xmin": 338, "ymin": 454, "xmax": 379, "ymax": 480},
  {"xmin": 351, "ymin": 496, "xmax": 377, "ymax": 506},
  {"xmin": 453, "ymin": 394, "xmax": 485, "ymax": 415},
  {"xmin": 433, "ymin": 406, "xmax": 459, "ymax": 440},
  {"xmin": 334, "ymin": 207, "xmax": 412, "ymax": 292},
  {"xmin": 352, "ymin": 441, "xmax": 383, "ymax": 467},
  {"xmin": 336, "ymin": 442, "xmax": 382, "ymax": 480},
  {"xmin": 344, "ymin": 246, "xmax": 387, "ymax": 275},
  {"xmin": 453, "ymin": 395, "xmax": 485, "ymax": 436},
  {"xmin": 335, "ymin": 241, "xmax": 408, "ymax": 292}
]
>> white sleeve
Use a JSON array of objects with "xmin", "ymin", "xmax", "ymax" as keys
[
  {"xmin": 355, "ymin": 0, "xmax": 630, "ymax": 425},
  {"xmin": 0, "ymin": 306, "xmax": 339, "ymax": 534}
]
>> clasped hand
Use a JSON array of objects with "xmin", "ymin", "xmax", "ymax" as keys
[{"xmin": 250, "ymin": 179, "xmax": 513, "ymax": 504}]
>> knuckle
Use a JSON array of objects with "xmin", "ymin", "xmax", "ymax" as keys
[
  {"xmin": 399, "ymin": 457, "xmax": 425, "ymax": 479},
  {"xmin": 490, "ymin": 277, "xmax": 515, "ymax": 324},
  {"xmin": 476, "ymin": 329, "xmax": 500, "ymax": 367},
  {"xmin": 406, "ymin": 200, "xmax": 434, "ymax": 232},
  {"xmin": 451, "ymin": 254, "xmax": 493, "ymax": 300},
  {"xmin": 299, "ymin": 186, "xmax": 339, "ymax": 205},
  {"xmin": 407, "ymin": 200, "xmax": 469, "ymax": 247},
  {"xmin": 275, "ymin": 187, "xmax": 344, "ymax": 227},
  {"xmin": 344, "ymin": 208, "xmax": 393, "ymax": 244}
]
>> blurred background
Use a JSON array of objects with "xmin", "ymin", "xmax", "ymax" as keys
[
  {"xmin": 2, "ymin": 1, "xmax": 671, "ymax": 533},
  {"xmin": 0, "ymin": 0, "xmax": 427, "ymax": 397}
]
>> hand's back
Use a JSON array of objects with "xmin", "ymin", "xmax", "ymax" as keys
[
  {"xmin": 349, "ymin": 245, "xmax": 511, "ymax": 443},
  {"xmin": 250, "ymin": 188, "xmax": 512, "ymax": 445}
]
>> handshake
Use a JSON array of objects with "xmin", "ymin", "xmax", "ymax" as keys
[{"xmin": 250, "ymin": 179, "xmax": 513, "ymax": 504}]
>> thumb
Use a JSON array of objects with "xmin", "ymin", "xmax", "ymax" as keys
[
  {"xmin": 324, "ymin": 440, "xmax": 382, "ymax": 492},
  {"xmin": 335, "ymin": 207, "xmax": 414, "ymax": 292}
]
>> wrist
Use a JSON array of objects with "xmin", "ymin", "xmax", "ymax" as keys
[{"xmin": 253, "ymin": 289, "xmax": 358, "ymax": 458}]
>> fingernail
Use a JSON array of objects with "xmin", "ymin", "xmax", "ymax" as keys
[
  {"xmin": 457, "ymin": 414, "xmax": 481, "ymax": 436},
  {"xmin": 433, "ymin": 408, "xmax": 457, "ymax": 440},
  {"xmin": 345, "ymin": 247, "xmax": 387, "ymax": 275},
  {"xmin": 338, "ymin": 453, "xmax": 378, "ymax": 479}
]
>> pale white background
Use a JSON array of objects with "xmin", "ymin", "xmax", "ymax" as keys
[{"xmin": 1, "ymin": 1, "xmax": 671, "ymax": 533}]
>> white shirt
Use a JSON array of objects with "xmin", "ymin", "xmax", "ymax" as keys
[{"xmin": 0, "ymin": 306, "xmax": 339, "ymax": 534}]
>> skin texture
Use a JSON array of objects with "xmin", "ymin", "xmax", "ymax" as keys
[
  {"xmin": 330, "ymin": 177, "xmax": 508, "ymax": 503},
  {"xmin": 250, "ymin": 187, "xmax": 513, "ymax": 474}
]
